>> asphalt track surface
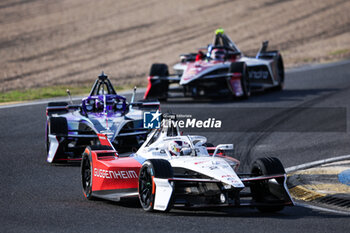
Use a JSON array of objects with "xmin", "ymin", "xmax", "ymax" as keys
[{"xmin": 1, "ymin": 60, "xmax": 350, "ymax": 232}]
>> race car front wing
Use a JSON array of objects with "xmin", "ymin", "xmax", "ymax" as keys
[{"xmin": 152, "ymin": 174, "xmax": 294, "ymax": 211}]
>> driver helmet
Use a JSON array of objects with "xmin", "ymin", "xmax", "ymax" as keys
[
  {"xmin": 211, "ymin": 48, "xmax": 226, "ymax": 61},
  {"xmin": 168, "ymin": 141, "xmax": 188, "ymax": 156},
  {"xmin": 95, "ymin": 99, "xmax": 103, "ymax": 111}
]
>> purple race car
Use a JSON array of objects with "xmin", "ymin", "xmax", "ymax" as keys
[{"xmin": 45, "ymin": 72, "xmax": 159, "ymax": 163}]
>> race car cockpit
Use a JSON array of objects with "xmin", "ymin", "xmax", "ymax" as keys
[{"xmin": 206, "ymin": 28, "xmax": 242, "ymax": 61}]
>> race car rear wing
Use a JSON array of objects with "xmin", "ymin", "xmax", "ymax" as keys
[
  {"xmin": 256, "ymin": 40, "xmax": 280, "ymax": 59},
  {"xmin": 129, "ymin": 86, "xmax": 160, "ymax": 109},
  {"xmin": 46, "ymin": 104, "xmax": 82, "ymax": 116},
  {"xmin": 129, "ymin": 101, "xmax": 160, "ymax": 110}
]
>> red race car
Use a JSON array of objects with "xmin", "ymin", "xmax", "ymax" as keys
[{"xmin": 144, "ymin": 28, "xmax": 284, "ymax": 100}]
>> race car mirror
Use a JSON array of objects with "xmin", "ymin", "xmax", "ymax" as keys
[
  {"xmin": 212, "ymin": 144, "xmax": 234, "ymax": 157},
  {"xmin": 66, "ymin": 89, "xmax": 73, "ymax": 104}
]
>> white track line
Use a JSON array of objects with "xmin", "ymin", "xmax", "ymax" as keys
[
  {"xmin": 295, "ymin": 202, "xmax": 350, "ymax": 216},
  {"xmin": 286, "ymin": 154, "xmax": 350, "ymax": 173}
]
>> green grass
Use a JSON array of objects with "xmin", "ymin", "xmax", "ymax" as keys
[
  {"xmin": 302, "ymin": 57, "xmax": 313, "ymax": 63},
  {"xmin": 0, "ymin": 84, "xmax": 133, "ymax": 103},
  {"xmin": 329, "ymin": 48, "xmax": 350, "ymax": 56}
]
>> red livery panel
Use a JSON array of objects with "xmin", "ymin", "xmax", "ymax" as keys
[{"xmin": 90, "ymin": 151, "xmax": 142, "ymax": 192}]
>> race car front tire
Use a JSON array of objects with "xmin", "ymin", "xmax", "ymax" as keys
[
  {"xmin": 275, "ymin": 54, "xmax": 285, "ymax": 91},
  {"xmin": 138, "ymin": 159, "xmax": 174, "ymax": 212},
  {"xmin": 229, "ymin": 62, "xmax": 251, "ymax": 99},
  {"xmin": 81, "ymin": 147, "xmax": 95, "ymax": 200},
  {"xmin": 250, "ymin": 157, "xmax": 285, "ymax": 213}
]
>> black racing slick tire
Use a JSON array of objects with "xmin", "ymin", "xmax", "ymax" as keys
[
  {"xmin": 146, "ymin": 63, "xmax": 169, "ymax": 101},
  {"xmin": 250, "ymin": 157, "xmax": 285, "ymax": 213},
  {"xmin": 45, "ymin": 121, "xmax": 50, "ymax": 155},
  {"xmin": 46, "ymin": 117, "xmax": 68, "ymax": 156},
  {"xmin": 229, "ymin": 62, "xmax": 251, "ymax": 99},
  {"xmin": 203, "ymin": 142, "xmax": 214, "ymax": 147},
  {"xmin": 49, "ymin": 117, "xmax": 68, "ymax": 135},
  {"xmin": 275, "ymin": 54, "xmax": 285, "ymax": 91},
  {"xmin": 81, "ymin": 147, "xmax": 95, "ymax": 200},
  {"xmin": 138, "ymin": 159, "xmax": 174, "ymax": 212},
  {"xmin": 149, "ymin": 63, "xmax": 169, "ymax": 77},
  {"xmin": 203, "ymin": 143, "xmax": 215, "ymax": 155}
]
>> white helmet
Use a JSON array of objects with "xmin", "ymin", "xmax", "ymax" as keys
[{"xmin": 168, "ymin": 141, "xmax": 182, "ymax": 156}]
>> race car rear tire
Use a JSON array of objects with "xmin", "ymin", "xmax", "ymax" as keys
[
  {"xmin": 138, "ymin": 159, "xmax": 174, "ymax": 212},
  {"xmin": 45, "ymin": 121, "xmax": 50, "ymax": 154},
  {"xmin": 275, "ymin": 54, "xmax": 285, "ymax": 91},
  {"xmin": 203, "ymin": 143, "xmax": 215, "ymax": 154},
  {"xmin": 150, "ymin": 63, "xmax": 169, "ymax": 77},
  {"xmin": 49, "ymin": 117, "xmax": 68, "ymax": 135},
  {"xmin": 81, "ymin": 147, "xmax": 95, "ymax": 200},
  {"xmin": 46, "ymin": 117, "xmax": 68, "ymax": 155},
  {"xmin": 203, "ymin": 142, "xmax": 214, "ymax": 147},
  {"xmin": 229, "ymin": 62, "xmax": 250, "ymax": 99},
  {"xmin": 146, "ymin": 63, "xmax": 169, "ymax": 101},
  {"xmin": 250, "ymin": 157, "xmax": 285, "ymax": 213}
]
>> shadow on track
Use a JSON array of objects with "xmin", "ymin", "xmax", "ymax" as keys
[
  {"xmin": 85, "ymin": 197, "xmax": 348, "ymax": 219},
  {"xmin": 165, "ymin": 205, "xmax": 348, "ymax": 219}
]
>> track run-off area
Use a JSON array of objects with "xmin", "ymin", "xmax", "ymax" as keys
[{"xmin": 1, "ymin": 60, "xmax": 350, "ymax": 232}]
